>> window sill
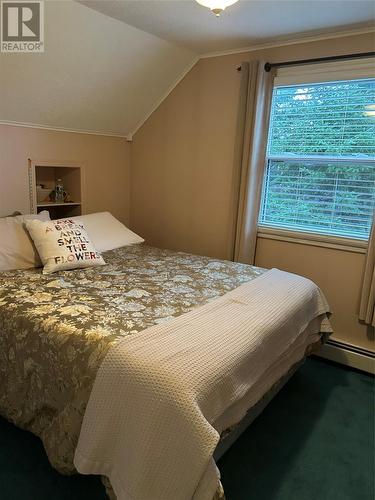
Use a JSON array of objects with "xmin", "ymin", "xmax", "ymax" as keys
[{"xmin": 257, "ymin": 226, "xmax": 368, "ymax": 254}]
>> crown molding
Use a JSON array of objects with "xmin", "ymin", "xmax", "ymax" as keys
[
  {"xmin": 0, "ymin": 56, "xmax": 200, "ymax": 140},
  {"xmin": 0, "ymin": 120, "xmax": 128, "ymax": 139},
  {"xmin": 200, "ymin": 26, "xmax": 375, "ymax": 59},
  {"xmin": 131, "ymin": 26, "xmax": 374, "ymax": 136},
  {"xmin": 2, "ymin": 27, "xmax": 373, "ymax": 140}
]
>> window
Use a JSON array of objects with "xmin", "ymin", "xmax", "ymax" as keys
[{"xmin": 259, "ymin": 74, "xmax": 375, "ymax": 240}]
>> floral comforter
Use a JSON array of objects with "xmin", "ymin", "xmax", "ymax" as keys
[{"xmin": 0, "ymin": 244, "xmax": 265, "ymax": 481}]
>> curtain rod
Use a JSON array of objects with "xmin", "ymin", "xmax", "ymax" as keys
[
  {"xmin": 236, "ymin": 51, "xmax": 375, "ymax": 72},
  {"xmin": 263, "ymin": 51, "xmax": 375, "ymax": 72}
]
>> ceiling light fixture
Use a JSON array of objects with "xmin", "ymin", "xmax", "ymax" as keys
[{"xmin": 195, "ymin": 0, "xmax": 239, "ymax": 17}]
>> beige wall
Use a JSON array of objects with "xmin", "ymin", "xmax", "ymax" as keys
[
  {"xmin": 131, "ymin": 32, "xmax": 375, "ymax": 352},
  {"xmin": 0, "ymin": 125, "xmax": 131, "ymax": 224},
  {"xmin": 255, "ymin": 238, "xmax": 374, "ymax": 352}
]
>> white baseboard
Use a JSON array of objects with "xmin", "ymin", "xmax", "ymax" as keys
[{"xmin": 315, "ymin": 341, "xmax": 375, "ymax": 375}]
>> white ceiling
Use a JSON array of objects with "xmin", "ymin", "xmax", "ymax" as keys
[
  {"xmin": 80, "ymin": 0, "xmax": 375, "ymax": 54},
  {"xmin": 0, "ymin": 0, "xmax": 196, "ymax": 136},
  {"xmin": 1, "ymin": 0, "xmax": 373, "ymax": 137}
]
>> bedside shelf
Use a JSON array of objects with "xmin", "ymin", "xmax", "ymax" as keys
[
  {"xmin": 29, "ymin": 159, "xmax": 84, "ymax": 219},
  {"xmin": 37, "ymin": 202, "xmax": 82, "ymax": 207}
]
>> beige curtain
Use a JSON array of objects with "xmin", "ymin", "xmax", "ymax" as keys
[
  {"xmin": 231, "ymin": 61, "xmax": 275, "ymax": 264},
  {"xmin": 359, "ymin": 215, "xmax": 375, "ymax": 326}
]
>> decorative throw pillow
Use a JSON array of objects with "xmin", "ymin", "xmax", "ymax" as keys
[
  {"xmin": 0, "ymin": 210, "xmax": 51, "ymax": 271},
  {"xmin": 25, "ymin": 218, "xmax": 106, "ymax": 274}
]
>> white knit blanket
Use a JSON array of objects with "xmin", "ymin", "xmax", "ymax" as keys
[{"xmin": 74, "ymin": 269, "xmax": 331, "ymax": 500}]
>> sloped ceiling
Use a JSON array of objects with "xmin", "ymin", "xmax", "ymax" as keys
[
  {"xmin": 0, "ymin": 0, "xmax": 197, "ymax": 137},
  {"xmin": 1, "ymin": 1, "xmax": 373, "ymax": 137}
]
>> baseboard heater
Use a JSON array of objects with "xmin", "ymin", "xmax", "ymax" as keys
[{"xmin": 315, "ymin": 339, "xmax": 375, "ymax": 375}]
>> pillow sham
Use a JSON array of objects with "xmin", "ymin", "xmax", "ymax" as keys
[
  {"xmin": 25, "ymin": 218, "xmax": 105, "ymax": 274},
  {"xmin": 70, "ymin": 212, "xmax": 144, "ymax": 252},
  {"xmin": 0, "ymin": 210, "xmax": 50, "ymax": 271}
]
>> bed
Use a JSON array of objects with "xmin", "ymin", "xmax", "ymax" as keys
[{"xmin": 0, "ymin": 242, "xmax": 331, "ymax": 500}]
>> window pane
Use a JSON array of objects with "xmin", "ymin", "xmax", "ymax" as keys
[
  {"xmin": 268, "ymin": 79, "xmax": 375, "ymax": 157},
  {"xmin": 259, "ymin": 160, "xmax": 375, "ymax": 239}
]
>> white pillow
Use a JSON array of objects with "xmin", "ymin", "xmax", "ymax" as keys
[
  {"xmin": 0, "ymin": 210, "xmax": 50, "ymax": 271},
  {"xmin": 25, "ymin": 218, "xmax": 105, "ymax": 274},
  {"xmin": 69, "ymin": 212, "xmax": 144, "ymax": 252}
]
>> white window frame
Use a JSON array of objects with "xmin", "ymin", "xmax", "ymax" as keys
[{"xmin": 257, "ymin": 59, "xmax": 375, "ymax": 251}]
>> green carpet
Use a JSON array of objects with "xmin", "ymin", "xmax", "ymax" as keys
[{"xmin": 0, "ymin": 358, "xmax": 373, "ymax": 500}]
